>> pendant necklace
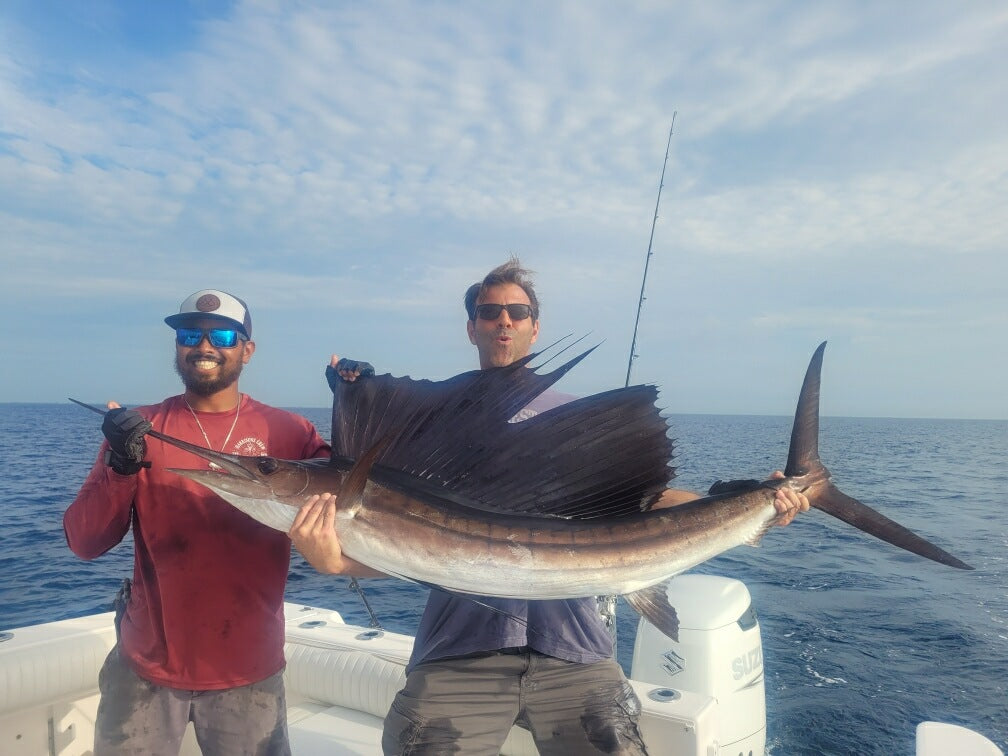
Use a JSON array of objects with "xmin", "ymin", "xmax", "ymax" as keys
[{"xmin": 183, "ymin": 395, "xmax": 242, "ymax": 458}]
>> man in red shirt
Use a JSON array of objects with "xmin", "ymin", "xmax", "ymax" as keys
[{"xmin": 64, "ymin": 289, "xmax": 330, "ymax": 755}]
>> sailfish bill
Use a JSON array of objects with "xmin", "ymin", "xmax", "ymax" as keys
[{"xmin": 70, "ymin": 340, "xmax": 972, "ymax": 643}]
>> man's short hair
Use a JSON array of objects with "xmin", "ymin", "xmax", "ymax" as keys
[{"xmin": 464, "ymin": 257, "xmax": 540, "ymax": 322}]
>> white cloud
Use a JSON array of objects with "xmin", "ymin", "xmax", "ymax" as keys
[{"xmin": 0, "ymin": 0, "xmax": 1005, "ymax": 416}]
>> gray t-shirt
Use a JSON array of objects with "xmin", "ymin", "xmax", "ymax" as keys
[{"xmin": 406, "ymin": 389, "xmax": 615, "ymax": 671}]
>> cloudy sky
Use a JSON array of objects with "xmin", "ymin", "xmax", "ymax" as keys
[{"xmin": 2, "ymin": 0, "xmax": 1005, "ymax": 419}]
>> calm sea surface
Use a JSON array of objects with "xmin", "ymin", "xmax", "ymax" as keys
[{"xmin": 2, "ymin": 403, "xmax": 1005, "ymax": 754}]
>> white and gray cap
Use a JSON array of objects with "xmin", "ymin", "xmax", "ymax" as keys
[{"xmin": 164, "ymin": 289, "xmax": 252, "ymax": 338}]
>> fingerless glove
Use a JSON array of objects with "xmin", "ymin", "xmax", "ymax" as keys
[{"xmin": 102, "ymin": 407, "xmax": 152, "ymax": 475}]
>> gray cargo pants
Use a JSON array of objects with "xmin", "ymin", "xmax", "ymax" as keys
[
  {"xmin": 93, "ymin": 645, "xmax": 291, "ymax": 756},
  {"xmin": 382, "ymin": 647, "xmax": 648, "ymax": 755}
]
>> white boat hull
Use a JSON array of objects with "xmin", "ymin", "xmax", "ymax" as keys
[
  {"xmin": 0, "ymin": 602, "xmax": 720, "ymax": 756},
  {"xmin": 1, "ymin": 576, "xmax": 1000, "ymax": 755}
]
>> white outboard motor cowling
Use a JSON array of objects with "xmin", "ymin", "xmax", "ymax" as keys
[{"xmin": 630, "ymin": 574, "xmax": 766, "ymax": 756}]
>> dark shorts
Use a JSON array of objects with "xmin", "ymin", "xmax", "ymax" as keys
[
  {"xmin": 94, "ymin": 646, "xmax": 291, "ymax": 756},
  {"xmin": 382, "ymin": 648, "xmax": 648, "ymax": 756}
]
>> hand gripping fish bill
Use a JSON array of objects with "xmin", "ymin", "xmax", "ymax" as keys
[{"xmin": 73, "ymin": 341, "xmax": 972, "ymax": 642}]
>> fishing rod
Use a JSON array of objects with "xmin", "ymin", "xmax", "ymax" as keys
[
  {"xmin": 625, "ymin": 113, "xmax": 676, "ymax": 388},
  {"xmin": 601, "ymin": 117, "xmax": 678, "ymax": 651}
]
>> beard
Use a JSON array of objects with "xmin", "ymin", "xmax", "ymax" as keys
[{"xmin": 174, "ymin": 352, "xmax": 244, "ymax": 396}]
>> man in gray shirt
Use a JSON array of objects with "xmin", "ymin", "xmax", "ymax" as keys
[
  {"xmin": 292, "ymin": 257, "xmax": 807, "ymax": 754},
  {"xmin": 372, "ymin": 258, "xmax": 808, "ymax": 755}
]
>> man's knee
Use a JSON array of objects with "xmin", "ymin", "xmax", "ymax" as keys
[
  {"xmin": 192, "ymin": 672, "xmax": 291, "ymax": 756},
  {"xmin": 94, "ymin": 648, "xmax": 186, "ymax": 755},
  {"xmin": 525, "ymin": 659, "xmax": 648, "ymax": 756},
  {"xmin": 578, "ymin": 679, "xmax": 647, "ymax": 754},
  {"xmin": 383, "ymin": 695, "xmax": 465, "ymax": 755}
]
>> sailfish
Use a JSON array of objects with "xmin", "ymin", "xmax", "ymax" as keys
[{"xmin": 72, "ymin": 341, "xmax": 971, "ymax": 641}]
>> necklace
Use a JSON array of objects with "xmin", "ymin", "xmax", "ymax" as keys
[{"xmin": 183, "ymin": 395, "xmax": 242, "ymax": 453}]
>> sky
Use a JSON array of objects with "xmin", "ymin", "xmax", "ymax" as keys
[{"xmin": 1, "ymin": 0, "xmax": 1005, "ymax": 419}]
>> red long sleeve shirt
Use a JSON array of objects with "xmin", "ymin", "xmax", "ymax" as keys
[{"xmin": 64, "ymin": 394, "xmax": 330, "ymax": 690}]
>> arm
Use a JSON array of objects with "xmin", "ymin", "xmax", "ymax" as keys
[
  {"xmin": 653, "ymin": 471, "xmax": 809, "ymax": 526},
  {"xmin": 64, "ymin": 446, "xmax": 137, "ymax": 559},
  {"xmin": 299, "ymin": 357, "xmax": 385, "ymax": 575},
  {"xmin": 289, "ymin": 494, "xmax": 387, "ymax": 577},
  {"xmin": 64, "ymin": 400, "xmax": 148, "ymax": 559},
  {"xmin": 653, "ymin": 488, "xmax": 702, "ymax": 508}
]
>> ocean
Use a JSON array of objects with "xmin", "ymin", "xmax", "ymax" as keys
[{"xmin": 2, "ymin": 403, "xmax": 1005, "ymax": 754}]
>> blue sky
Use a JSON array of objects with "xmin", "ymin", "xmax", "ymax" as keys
[{"xmin": 1, "ymin": 1, "xmax": 1005, "ymax": 419}]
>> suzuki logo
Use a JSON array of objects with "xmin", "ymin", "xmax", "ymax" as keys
[{"xmin": 731, "ymin": 646, "xmax": 763, "ymax": 680}]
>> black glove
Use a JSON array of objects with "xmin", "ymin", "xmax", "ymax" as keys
[
  {"xmin": 102, "ymin": 407, "xmax": 152, "ymax": 475},
  {"xmin": 325, "ymin": 358, "xmax": 376, "ymax": 393},
  {"xmin": 708, "ymin": 478, "xmax": 762, "ymax": 495}
]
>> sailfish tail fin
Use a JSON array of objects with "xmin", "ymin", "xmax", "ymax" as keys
[
  {"xmin": 784, "ymin": 342, "xmax": 973, "ymax": 570},
  {"xmin": 814, "ymin": 484, "xmax": 973, "ymax": 569}
]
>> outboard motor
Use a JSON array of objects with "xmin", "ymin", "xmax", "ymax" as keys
[{"xmin": 631, "ymin": 574, "xmax": 766, "ymax": 756}]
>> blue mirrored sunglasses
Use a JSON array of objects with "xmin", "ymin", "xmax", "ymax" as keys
[{"xmin": 175, "ymin": 327, "xmax": 246, "ymax": 348}]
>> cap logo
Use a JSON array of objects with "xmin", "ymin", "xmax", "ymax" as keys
[{"xmin": 195, "ymin": 294, "xmax": 222, "ymax": 313}]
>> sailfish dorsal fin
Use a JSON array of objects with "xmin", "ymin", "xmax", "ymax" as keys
[{"xmin": 330, "ymin": 342, "xmax": 675, "ymax": 518}]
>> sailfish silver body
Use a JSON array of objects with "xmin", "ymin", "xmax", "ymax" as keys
[{"xmin": 333, "ymin": 478, "xmax": 781, "ymax": 599}]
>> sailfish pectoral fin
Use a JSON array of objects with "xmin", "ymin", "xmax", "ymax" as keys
[
  {"xmin": 814, "ymin": 484, "xmax": 973, "ymax": 570},
  {"xmin": 337, "ymin": 438, "xmax": 391, "ymax": 511},
  {"xmin": 624, "ymin": 582, "xmax": 680, "ymax": 642}
]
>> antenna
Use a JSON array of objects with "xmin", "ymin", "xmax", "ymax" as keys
[{"xmin": 625, "ymin": 114, "xmax": 676, "ymax": 387}]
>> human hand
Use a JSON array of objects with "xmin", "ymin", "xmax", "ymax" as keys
[
  {"xmin": 290, "ymin": 493, "xmax": 346, "ymax": 574},
  {"xmin": 769, "ymin": 471, "xmax": 809, "ymax": 526},
  {"xmin": 325, "ymin": 355, "xmax": 375, "ymax": 392},
  {"xmin": 101, "ymin": 403, "xmax": 151, "ymax": 475}
]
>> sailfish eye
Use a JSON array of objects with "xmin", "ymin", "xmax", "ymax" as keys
[{"xmin": 257, "ymin": 457, "xmax": 280, "ymax": 474}]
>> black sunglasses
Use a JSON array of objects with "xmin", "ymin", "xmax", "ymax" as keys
[
  {"xmin": 474, "ymin": 303, "xmax": 534, "ymax": 321},
  {"xmin": 175, "ymin": 327, "xmax": 247, "ymax": 349}
]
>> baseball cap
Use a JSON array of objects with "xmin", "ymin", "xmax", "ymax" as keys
[{"xmin": 164, "ymin": 289, "xmax": 252, "ymax": 338}]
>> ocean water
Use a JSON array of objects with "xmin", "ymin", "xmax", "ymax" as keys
[{"xmin": 2, "ymin": 403, "xmax": 1005, "ymax": 755}]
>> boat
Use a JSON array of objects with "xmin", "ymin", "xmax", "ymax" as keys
[{"xmin": 2, "ymin": 573, "xmax": 1000, "ymax": 755}]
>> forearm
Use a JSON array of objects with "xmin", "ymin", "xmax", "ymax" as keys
[
  {"xmin": 653, "ymin": 487, "xmax": 701, "ymax": 509},
  {"xmin": 290, "ymin": 492, "xmax": 388, "ymax": 578},
  {"xmin": 63, "ymin": 447, "xmax": 135, "ymax": 559},
  {"xmin": 655, "ymin": 473, "xmax": 809, "ymax": 526},
  {"xmin": 341, "ymin": 558, "xmax": 387, "ymax": 578},
  {"xmin": 298, "ymin": 546, "xmax": 387, "ymax": 578}
]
